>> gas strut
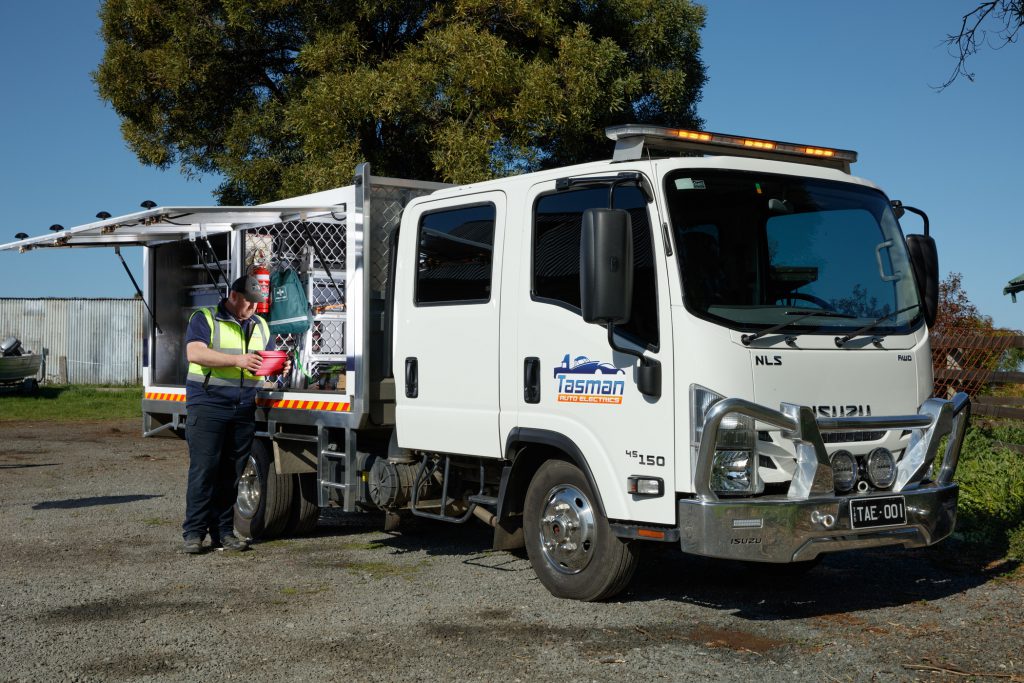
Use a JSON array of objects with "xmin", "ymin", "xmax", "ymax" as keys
[{"xmin": 114, "ymin": 246, "xmax": 161, "ymax": 334}]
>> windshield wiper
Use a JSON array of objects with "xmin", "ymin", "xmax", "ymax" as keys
[
  {"xmin": 834, "ymin": 304, "xmax": 920, "ymax": 348},
  {"xmin": 741, "ymin": 309, "xmax": 856, "ymax": 346}
]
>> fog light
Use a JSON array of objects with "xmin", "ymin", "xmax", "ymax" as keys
[
  {"xmin": 711, "ymin": 450, "xmax": 762, "ymax": 494},
  {"xmin": 830, "ymin": 450, "xmax": 857, "ymax": 493},
  {"xmin": 866, "ymin": 448, "xmax": 896, "ymax": 489},
  {"xmin": 627, "ymin": 476, "xmax": 663, "ymax": 496}
]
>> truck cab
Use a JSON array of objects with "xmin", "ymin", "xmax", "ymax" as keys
[{"xmin": 390, "ymin": 125, "xmax": 967, "ymax": 599}]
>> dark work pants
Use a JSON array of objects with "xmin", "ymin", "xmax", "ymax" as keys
[{"xmin": 182, "ymin": 402, "xmax": 257, "ymax": 540}]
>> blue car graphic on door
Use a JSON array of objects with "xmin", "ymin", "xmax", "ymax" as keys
[{"xmin": 553, "ymin": 354, "xmax": 624, "ymax": 378}]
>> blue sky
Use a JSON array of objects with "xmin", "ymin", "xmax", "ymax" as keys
[{"xmin": 0, "ymin": 2, "xmax": 1021, "ymax": 329}]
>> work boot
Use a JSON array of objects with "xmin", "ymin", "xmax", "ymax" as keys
[
  {"xmin": 216, "ymin": 534, "xmax": 250, "ymax": 552},
  {"xmin": 181, "ymin": 535, "xmax": 204, "ymax": 555}
]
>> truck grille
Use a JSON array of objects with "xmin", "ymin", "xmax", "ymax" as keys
[{"xmin": 820, "ymin": 430, "xmax": 886, "ymax": 444}]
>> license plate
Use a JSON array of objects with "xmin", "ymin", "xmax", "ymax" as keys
[{"xmin": 849, "ymin": 495, "xmax": 906, "ymax": 529}]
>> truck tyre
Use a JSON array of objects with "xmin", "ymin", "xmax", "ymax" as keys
[
  {"xmin": 524, "ymin": 459, "xmax": 639, "ymax": 601},
  {"xmin": 234, "ymin": 438, "xmax": 294, "ymax": 540},
  {"xmin": 285, "ymin": 472, "xmax": 320, "ymax": 536}
]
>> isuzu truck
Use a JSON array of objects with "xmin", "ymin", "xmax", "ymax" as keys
[{"xmin": 1, "ymin": 125, "xmax": 969, "ymax": 601}]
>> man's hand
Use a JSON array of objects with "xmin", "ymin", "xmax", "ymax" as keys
[
  {"xmin": 235, "ymin": 353, "xmax": 263, "ymax": 373},
  {"xmin": 282, "ymin": 358, "xmax": 292, "ymax": 376}
]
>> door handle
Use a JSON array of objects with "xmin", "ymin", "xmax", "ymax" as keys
[
  {"xmin": 405, "ymin": 357, "xmax": 418, "ymax": 398},
  {"xmin": 524, "ymin": 357, "xmax": 540, "ymax": 404}
]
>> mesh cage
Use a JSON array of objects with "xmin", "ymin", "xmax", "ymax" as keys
[{"xmin": 243, "ymin": 219, "xmax": 347, "ymax": 391}]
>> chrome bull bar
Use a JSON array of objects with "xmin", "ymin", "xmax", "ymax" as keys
[
  {"xmin": 692, "ymin": 392, "xmax": 970, "ymax": 501},
  {"xmin": 679, "ymin": 393, "xmax": 970, "ymax": 563}
]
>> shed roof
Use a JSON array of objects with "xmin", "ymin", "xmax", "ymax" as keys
[{"xmin": 1005, "ymin": 272, "xmax": 1024, "ymax": 302}]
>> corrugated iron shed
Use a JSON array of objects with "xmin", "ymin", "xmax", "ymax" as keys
[{"xmin": 0, "ymin": 298, "xmax": 143, "ymax": 385}]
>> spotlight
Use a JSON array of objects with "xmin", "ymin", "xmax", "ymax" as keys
[
  {"xmin": 830, "ymin": 450, "xmax": 857, "ymax": 493},
  {"xmin": 866, "ymin": 448, "xmax": 896, "ymax": 489}
]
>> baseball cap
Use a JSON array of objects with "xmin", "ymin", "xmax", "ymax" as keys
[{"xmin": 230, "ymin": 275, "xmax": 267, "ymax": 303}]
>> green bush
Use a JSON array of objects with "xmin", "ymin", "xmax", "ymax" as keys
[
  {"xmin": 1009, "ymin": 522, "xmax": 1024, "ymax": 560},
  {"xmin": 954, "ymin": 423, "xmax": 1024, "ymax": 553}
]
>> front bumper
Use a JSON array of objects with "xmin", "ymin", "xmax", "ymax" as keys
[{"xmin": 678, "ymin": 392, "xmax": 970, "ymax": 563}]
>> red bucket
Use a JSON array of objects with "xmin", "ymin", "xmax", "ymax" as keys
[{"xmin": 255, "ymin": 350, "xmax": 288, "ymax": 376}]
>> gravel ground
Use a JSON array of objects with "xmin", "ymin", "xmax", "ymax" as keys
[{"xmin": 1, "ymin": 418, "xmax": 1022, "ymax": 683}]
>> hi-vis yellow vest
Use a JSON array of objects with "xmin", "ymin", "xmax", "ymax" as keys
[{"xmin": 186, "ymin": 307, "xmax": 270, "ymax": 388}]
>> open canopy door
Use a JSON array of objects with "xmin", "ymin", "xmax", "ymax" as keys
[{"xmin": 0, "ymin": 205, "xmax": 346, "ymax": 252}]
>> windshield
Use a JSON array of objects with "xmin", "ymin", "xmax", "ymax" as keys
[{"xmin": 665, "ymin": 169, "xmax": 922, "ymax": 335}]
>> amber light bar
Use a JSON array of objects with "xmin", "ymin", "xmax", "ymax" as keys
[{"xmin": 606, "ymin": 124, "xmax": 858, "ymax": 169}]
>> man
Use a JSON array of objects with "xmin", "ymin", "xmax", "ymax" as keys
[{"xmin": 181, "ymin": 275, "xmax": 290, "ymax": 553}]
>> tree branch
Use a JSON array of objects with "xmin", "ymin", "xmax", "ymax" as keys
[{"xmin": 936, "ymin": 0, "xmax": 1023, "ymax": 90}]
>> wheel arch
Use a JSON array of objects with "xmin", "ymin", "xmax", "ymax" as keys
[{"xmin": 497, "ymin": 428, "xmax": 607, "ymax": 525}]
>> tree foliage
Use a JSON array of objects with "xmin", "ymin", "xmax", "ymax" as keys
[
  {"xmin": 94, "ymin": 0, "xmax": 707, "ymax": 204},
  {"xmin": 936, "ymin": 272, "xmax": 1023, "ymax": 372},
  {"xmin": 938, "ymin": 0, "xmax": 1023, "ymax": 89},
  {"xmin": 937, "ymin": 271, "xmax": 991, "ymax": 330}
]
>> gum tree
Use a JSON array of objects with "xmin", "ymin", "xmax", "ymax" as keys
[{"xmin": 95, "ymin": 0, "xmax": 707, "ymax": 204}]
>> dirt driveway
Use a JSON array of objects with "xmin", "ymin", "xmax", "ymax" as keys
[{"xmin": 1, "ymin": 419, "xmax": 1022, "ymax": 682}]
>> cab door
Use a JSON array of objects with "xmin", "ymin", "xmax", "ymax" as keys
[
  {"xmin": 394, "ymin": 192, "xmax": 507, "ymax": 458},
  {"xmin": 512, "ymin": 178, "xmax": 676, "ymax": 525}
]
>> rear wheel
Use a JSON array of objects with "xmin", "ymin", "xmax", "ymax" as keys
[
  {"xmin": 524, "ymin": 459, "xmax": 639, "ymax": 601},
  {"xmin": 21, "ymin": 378, "xmax": 38, "ymax": 395},
  {"xmin": 285, "ymin": 472, "xmax": 320, "ymax": 536},
  {"xmin": 234, "ymin": 438, "xmax": 294, "ymax": 540}
]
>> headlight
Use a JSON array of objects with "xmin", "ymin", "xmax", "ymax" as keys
[
  {"xmin": 711, "ymin": 450, "xmax": 759, "ymax": 494},
  {"xmin": 830, "ymin": 450, "xmax": 857, "ymax": 493},
  {"xmin": 690, "ymin": 385, "xmax": 725, "ymax": 446},
  {"xmin": 692, "ymin": 385, "xmax": 762, "ymax": 495},
  {"xmin": 866, "ymin": 448, "xmax": 896, "ymax": 489}
]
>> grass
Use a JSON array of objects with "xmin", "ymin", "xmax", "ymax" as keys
[
  {"xmin": 0, "ymin": 385, "xmax": 142, "ymax": 422},
  {"xmin": 338, "ymin": 541, "xmax": 386, "ymax": 551},
  {"xmin": 335, "ymin": 559, "xmax": 430, "ymax": 579}
]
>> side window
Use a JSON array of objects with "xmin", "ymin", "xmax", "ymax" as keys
[
  {"xmin": 533, "ymin": 186, "xmax": 659, "ymax": 348},
  {"xmin": 415, "ymin": 203, "xmax": 496, "ymax": 305}
]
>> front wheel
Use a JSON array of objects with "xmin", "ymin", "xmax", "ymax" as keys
[
  {"xmin": 524, "ymin": 459, "xmax": 639, "ymax": 601},
  {"xmin": 233, "ymin": 438, "xmax": 294, "ymax": 540}
]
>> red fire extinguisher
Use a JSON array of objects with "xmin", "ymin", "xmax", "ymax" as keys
[{"xmin": 252, "ymin": 264, "xmax": 271, "ymax": 314}]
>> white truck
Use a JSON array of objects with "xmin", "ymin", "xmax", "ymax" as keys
[{"xmin": 1, "ymin": 125, "xmax": 970, "ymax": 601}]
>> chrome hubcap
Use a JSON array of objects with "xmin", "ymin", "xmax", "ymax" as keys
[
  {"xmin": 538, "ymin": 484, "xmax": 595, "ymax": 574},
  {"xmin": 236, "ymin": 455, "xmax": 261, "ymax": 518}
]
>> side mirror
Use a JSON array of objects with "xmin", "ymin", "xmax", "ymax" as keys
[
  {"xmin": 580, "ymin": 208, "xmax": 633, "ymax": 325},
  {"xmin": 906, "ymin": 234, "xmax": 938, "ymax": 327}
]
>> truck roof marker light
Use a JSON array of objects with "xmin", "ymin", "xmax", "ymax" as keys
[
  {"xmin": 605, "ymin": 124, "xmax": 858, "ymax": 171},
  {"xmin": 673, "ymin": 129, "xmax": 712, "ymax": 142}
]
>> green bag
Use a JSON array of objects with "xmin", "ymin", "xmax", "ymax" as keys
[{"xmin": 269, "ymin": 268, "xmax": 312, "ymax": 334}]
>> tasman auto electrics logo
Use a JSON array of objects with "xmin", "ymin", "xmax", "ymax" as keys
[{"xmin": 553, "ymin": 354, "xmax": 626, "ymax": 405}]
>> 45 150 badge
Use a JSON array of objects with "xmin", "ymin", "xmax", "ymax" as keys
[{"xmin": 553, "ymin": 354, "xmax": 626, "ymax": 405}]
